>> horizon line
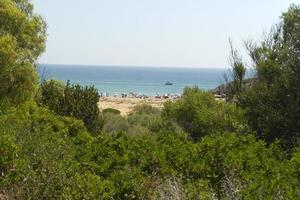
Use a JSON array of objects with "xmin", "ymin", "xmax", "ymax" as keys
[{"xmin": 37, "ymin": 63, "xmax": 228, "ymax": 69}]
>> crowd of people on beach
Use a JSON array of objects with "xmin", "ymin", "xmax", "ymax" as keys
[{"xmin": 99, "ymin": 92, "xmax": 182, "ymax": 100}]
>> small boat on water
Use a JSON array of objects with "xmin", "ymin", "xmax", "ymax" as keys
[{"xmin": 165, "ymin": 81, "xmax": 173, "ymax": 86}]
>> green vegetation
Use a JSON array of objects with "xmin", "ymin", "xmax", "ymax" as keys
[
  {"xmin": 40, "ymin": 80, "xmax": 104, "ymax": 134},
  {"xmin": 103, "ymin": 108, "xmax": 121, "ymax": 115},
  {"xmin": 162, "ymin": 87, "xmax": 247, "ymax": 140},
  {"xmin": 229, "ymin": 4, "xmax": 300, "ymax": 151},
  {"xmin": 0, "ymin": 0, "xmax": 46, "ymax": 105},
  {"xmin": 0, "ymin": 0, "xmax": 299, "ymax": 199}
]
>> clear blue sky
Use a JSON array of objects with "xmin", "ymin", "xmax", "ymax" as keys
[{"xmin": 32, "ymin": 0, "xmax": 299, "ymax": 68}]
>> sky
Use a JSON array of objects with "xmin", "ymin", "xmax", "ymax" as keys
[{"xmin": 32, "ymin": 0, "xmax": 299, "ymax": 68}]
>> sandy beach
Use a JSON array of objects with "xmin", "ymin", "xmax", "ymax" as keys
[
  {"xmin": 98, "ymin": 94, "xmax": 225, "ymax": 116},
  {"xmin": 98, "ymin": 97, "xmax": 170, "ymax": 116}
]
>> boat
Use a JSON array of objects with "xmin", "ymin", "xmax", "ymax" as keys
[{"xmin": 165, "ymin": 81, "xmax": 173, "ymax": 85}]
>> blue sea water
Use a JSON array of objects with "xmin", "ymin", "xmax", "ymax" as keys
[{"xmin": 38, "ymin": 64, "xmax": 226, "ymax": 96}]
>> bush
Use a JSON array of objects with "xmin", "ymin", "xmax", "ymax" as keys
[
  {"xmin": 191, "ymin": 133, "xmax": 299, "ymax": 199},
  {"xmin": 40, "ymin": 79, "xmax": 65, "ymax": 111},
  {"xmin": 131, "ymin": 104, "xmax": 160, "ymax": 115},
  {"xmin": 0, "ymin": 132, "xmax": 17, "ymax": 185},
  {"xmin": 102, "ymin": 113, "xmax": 129, "ymax": 133},
  {"xmin": 40, "ymin": 80, "xmax": 104, "ymax": 135},
  {"xmin": 0, "ymin": 103, "xmax": 298, "ymax": 199},
  {"xmin": 103, "ymin": 108, "xmax": 121, "ymax": 115},
  {"xmin": 162, "ymin": 87, "xmax": 247, "ymax": 139},
  {"xmin": 0, "ymin": 102, "xmax": 92, "ymax": 199}
]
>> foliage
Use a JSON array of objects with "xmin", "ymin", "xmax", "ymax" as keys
[
  {"xmin": 193, "ymin": 133, "xmax": 299, "ymax": 199},
  {"xmin": 0, "ymin": 132, "xmax": 17, "ymax": 186},
  {"xmin": 0, "ymin": 1, "xmax": 299, "ymax": 199},
  {"xmin": 40, "ymin": 80, "xmax": 104, "ymax": 135},
  {"xmin": 103, "ymin": 108, "xmax": 121, "ymax": 115},
  {"xmin": 102, "ymin": 113, "xmax": 129, "ymax": 133},
  {"xmin": 162, "ymin": 87, "xmax": 247, "ymax": 139},
  {"xmin": 0, "ymin": 0, "xmax": 46, "ymax": 104},
  {"xmin": 127, "ymin": 105, "xmax": 163, "ymax": 134},
  {"xmin": 0, "ymin": 102, "xmax": 93, "ymax": 199},
  {"xmin": 101, "ymin": 104, "xmax": 182, "ymax": 136},
  {"xmin": 238, "ymin": 4, "xmax": 300, "ymax": 150},
  {"xmin": 129, "ymin": 105, "xmax": 183, "ymax": 135},
  {"xmin": 131, "ymin": 104, "xmax": 160, "ymax": 115},
  {"xmin": 39, "ymin": 79, "xmax": 65, "ymax": 111},
  {"xmin": 224, "ymin": 39, "xmax": 247, "ymax": 100},
  {"xmin": 0, "ymin": 102, "xmax": 299, "ymax": 199}
]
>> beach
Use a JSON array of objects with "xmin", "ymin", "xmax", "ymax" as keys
[
  {"xmin": 98, "ymin": 93, "xmax": 226, "ymax": 116},
  {"xmin": 98, "ymin": 96, "xmax": 170, "ymax": 116}
]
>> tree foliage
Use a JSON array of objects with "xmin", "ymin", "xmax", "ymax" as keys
[
  {"xmin": 0, "ymin": 1, "xmax": 300, "ymax": 199},
  {"xmin": 0, "ymin": 0, "xmax": 46, "ymax": 104},
  {"xmin": 40, "ymin": 80, "xmax": 104, "ymax": 134},
  {"xmin": 238, "ymin": 4, "xmax": 300, "ymax": 149},
  {"xmin": 162, "ymin": 87, "xmax": 247, "ymax": 139},
  {"xmin": 224, "ymin": 39, "xmax": 247, "ymax": 100}
]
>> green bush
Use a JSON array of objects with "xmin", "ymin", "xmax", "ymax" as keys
[
  {"xmin": 127, "ymin": 104, "xmax": 183, "ymax": 135},
  {"xmin": 131, "ymin": 104, "xmax": 160, "ymax": 115},
  {"xmin": 40, "ymin": 79, "xmax": 65, "ymax": 111},
  {"xmin": 102, "ymin": 113, "xmax": 129, "ymax": 133},
  {"xmin": 0, "ymin": 102, "xmax": 92, "ymax": 199},
  {"xmin": 0, "ymin": 103, "xmax": 299, "ymax": 199},
  {"xmin": 127, "ymin": 111, "xmax": 160, "ymax": 131},
  {"xmin": 103, "ymin": 108, "xmax": 121, "ymax": 115},
  {"xmin": 40, "ymin": 80, "xmax": 104, "ymax": 135},
  {"xmin": 162, "ymin": 87, "xmax": 247, "ymax": 139},
  {"xmin": 1, "ymin": 1, "xmax": 300, "ymax": 199},
  {"xmin": 193, "ymin": 134, "xmax": 298, "ymax": 199},
  {"xmin": 0, "ymin": 132, "xmax": 17, "ymax": 186}
]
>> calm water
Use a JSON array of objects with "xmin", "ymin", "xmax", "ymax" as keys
[{"xmin": 38, "ymin": 64, "xmax": 226, "ymax": 96}]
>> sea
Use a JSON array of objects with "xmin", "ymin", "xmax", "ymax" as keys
[{"xmin": 38, "ymin": 64, "xmax": 226, "ymax": 96}]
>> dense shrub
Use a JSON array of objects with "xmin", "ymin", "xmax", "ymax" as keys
[
  {"xmin": 0, "ymin": 102, "xmax": 93, "ymax": 199},
  {"xmin": 193, "ymin": 134, "xmax": 299, "ymax": 199},
  {"xmin": 131, "ymin": 104, "xmax": 161, "ymax": 115},
  {"xmin": 1, "ymin": 1, "xmax": 299, "ymax": 199},
  {"xmin": 126, "ymin": 104, "xmax": 182, "ymax": 136},
  {"xmin": 40, "ymin": 80, "xmax": 104, "ymax": 135},
  {"xmin": 40, "ymin": 79, "xmax": 65, "ymax": 111},
  {"xmin": 103, "ymin": 108, "xmax": 121, "ymax": 115},
  {"xmin": 0, "ymin": 102, "xmax": 299, "ymax": 199},
  {"xmin": 127, "ymin": 109, "xmax": 161, "ymax": 132},
  {"xmin": 235, "ymin": 5, "xmax": 300, "ymax": 150},
  {"xmin": 162, "ymin": 87, "xmax": 247, "ymax": 139},
  {"xmin": 102, "ymin": 113, "xmax": 129, "ymax": 133},
  {"xmin": 74, "ymin": 131, "xmax": 300, "ymax": 199},
  {"xmin": 0, "ymin": 132, "xmax": 17, "ymax": 186}
]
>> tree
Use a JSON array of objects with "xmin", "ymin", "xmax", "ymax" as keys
[
  {"xmin": 238, "ymin": 4, "xmax": 300, "ymax": 150},
  {"xmin": 40, "ymin": 80, "xmax": 65, "ymax": 111},
  {"xmin": 40, "ymin": 80, "xmax": 104, "ymax": 134},
  {"xmin": 0, "ymin": 0, "xmax": 46, "ymax": 104},
  {"xmin": 224, "ymin": 39, "xmax": 246, "ymax": 100}
]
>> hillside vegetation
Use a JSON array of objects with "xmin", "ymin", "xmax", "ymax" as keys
[{"xmin": 0, "ymin": 1, "xmax": 299, "ymax": 199}]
